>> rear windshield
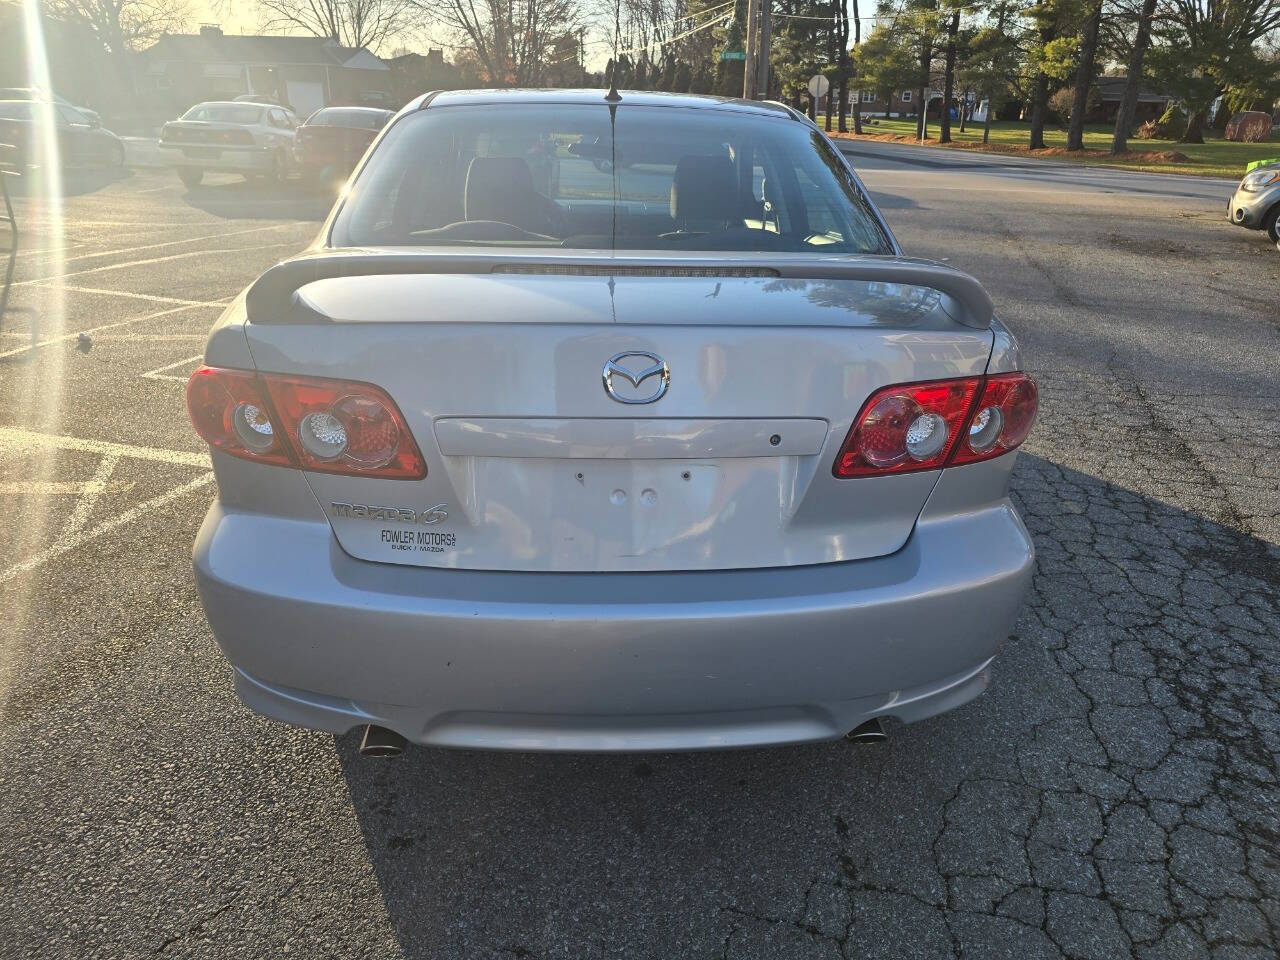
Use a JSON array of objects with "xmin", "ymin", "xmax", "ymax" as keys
[
  {"xmin": 182, "ymin": 104, "xmax": 263, "ymax": 124},
  {"xmin": 307, "ymin": 108, "xmax": 390, "ymax": 130},
  {"xmin": 331, "ymin": 103, "xmax": 892, "ymax": 253}
]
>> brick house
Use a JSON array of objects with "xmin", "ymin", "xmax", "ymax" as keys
[
  {"xmin": 851, "ymin": 88, "xmax": 922, "ymax": 119},
  {"xmin": 137, "ymin": 26, "xmax": 393, "ymax": 120}
]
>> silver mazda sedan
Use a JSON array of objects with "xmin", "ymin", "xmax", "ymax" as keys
[{"xmin": 188, "ymin": 90, "xmax": 1037, "ymax": 754}]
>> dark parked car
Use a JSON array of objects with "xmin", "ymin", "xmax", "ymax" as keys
[
  {"xmin": 0, "ymin": 100, "xmax": 124, "ymax": 169},
  {"xmin": 294, "ymin": 106, "xmax": 392, "ymax": 186},
  {"xmin": 0, "ymin": 87, "xmax": 100, "ymax": 125}
]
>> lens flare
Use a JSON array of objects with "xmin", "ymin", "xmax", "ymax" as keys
[{"xmin": 2, "ymin": 0, "xmax": 67, "ymax": 715}]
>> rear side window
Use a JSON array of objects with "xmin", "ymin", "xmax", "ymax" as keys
[
  {"xmin": 0, "ymin": 102, "xmax": 34, "ymax": 120},
  {"xmin": 332, "ymin": 103, "xmax": 891, "ymax": 254},
  {"xmin": 182, "ymin": 104, "xmax": 263, "ymax": 124},
  {"xmin": 308, "ymin": 108, "xmax": 390, "ymax": 130}
]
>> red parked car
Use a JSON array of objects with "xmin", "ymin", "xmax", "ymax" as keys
[{"xmin": 294, "ymin": 106, "xmax": 392, "ymax": 187}]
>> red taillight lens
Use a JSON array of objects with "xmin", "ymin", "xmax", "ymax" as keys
[
  {"xmin": 833, "ymin": 372, "xmax": 1037, "ymax": 478},
  {"xmin": 834, "ymin": 377, "xmax": 981, "ymax": 477},
  {"xmin": 186, "ymin": 366, "xmax": 292, "ymax": 467},
  {"xmin": 950, "ymin": 372, "xmax": 1038, "ymax": 466},
  {"xmin": 186, "ymin": 366, "xmax": 426, "ymax": 479}
]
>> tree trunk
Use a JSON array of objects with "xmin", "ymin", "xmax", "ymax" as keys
[
  {"xmin": 1110, "ymin": 0, "xmax": 1157, "ymax": 154},
  {"xmin": 1066, "ymin": 0, "xmax": 1103, "ymax": 150},
  {"xmin": 852, "ymin": 0, "xmax": 863, "ymax": 133},
  {"xmin": 939, "ymin": 9, "xmax": 959, "ymax": 143},
  {"xmin": 1029, "ymin": 72, "xmax": 1049, "ymax": 149},
  {"xmin": 1028, "ymin": 23, "xmax": 1053, "ymax": 150},
  {"xmin": 983, "ymin": 102, "xmax": 992, "ymax": 143},
  {"xmin": 1180, "ymin": 108, "xmax": 1207, "ymax": 144}
]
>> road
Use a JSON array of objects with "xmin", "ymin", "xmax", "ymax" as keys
[{"xmin": 0, "ymin": 148, "xmax": 1277, "ymax": 960}]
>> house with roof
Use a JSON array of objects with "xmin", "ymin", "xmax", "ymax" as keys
[
  {"xmin": 1090, "ymin": 76, "xmax": 1172, "ymax": 124},
  {"xmin": 138, "ymin": 26, "xmax": 393, "ymax": 120}
]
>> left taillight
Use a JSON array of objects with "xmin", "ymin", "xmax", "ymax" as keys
[
  {"xmin": 186, "ymin": 366, "xmax": 426, "ymax": 480},
  {"xmin": 833, "ymin": 372, "xmax": 1037, "ymax": 478}
]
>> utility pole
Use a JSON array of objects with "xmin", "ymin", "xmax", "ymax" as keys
[
  {"xmin": 755, "ymin": 3, "xmax": 772, "ymax": 99},
  {"xmin": 743, "ymin": 0, "xmax": 760, "ymax": 100}
]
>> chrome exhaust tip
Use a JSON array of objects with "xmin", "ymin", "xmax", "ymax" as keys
[
  {"xmin": 359, "ymin": 724, "xmax": 407, "ymax": 758},
  {"xmin": 845, "ymin": 718, "xmax": 888, "ymax": 744}
]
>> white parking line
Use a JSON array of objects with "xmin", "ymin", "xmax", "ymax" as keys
[
  {"xmin": 0, "ymin": 299, "xmax": 227, "ymax": 359},
  {"xmin": 15, "ymin": 221, "xmax": 299, "ymax": 264},
  {"xmin": 0, "ymin": 427, "xmax": 217, "ymax": 583},
  {"xmin": 16, "ymin": 240, "xmax": 299, "ymax": 288},
  {"xmin": 0, "ymin": 426, "xmax": 211, "ymax": 468},
  {"xmin": 142, "ymin": 354, "xmax": 204, "ymax": 382},
  {"xmin": 62, "ymin": 453, "xmax": 122, "ymax": 535},
  {"xmin": 52, "ymin": 284, "xmax": 222, "ymax": 307},
  {"xmin": 0, "ymin": 472, "xmax": 215, "ymax": 585},
  {"xmin": 92, "ymin": 334, "xmax": 207, "ymax": 342}
]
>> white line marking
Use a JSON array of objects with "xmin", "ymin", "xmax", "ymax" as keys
[
  {"xmin": 57, "ymin": 284, "xmax": 220, "ymax": 306},
  {"xmin": 0, "ymin": 472, "xmax": 215, "ymax": 584},
  {"xmin": 90, "ymin": 334, "xmax": 207, "ymax": 342},
  {"xmin": 142, "ymin": 354, "xmax": 204, "ymax": 382},
  {"xmin": 16, "ymin": 240, "xmax": 299, "ymax": 288},
  {"xmin": 16, "ymin": 221, "xmax": 298, "ymax": 264},
  {"xmin": 62, "ymin": 453, "xmax": 121, "ymax": 535},
  {"xmin": 0, "ymin": 300, "xmax": 227, "ymax": 359},
  {"xmin": 0, "ymin": 426, "xmax": 212, "ymax": 468},
  {"xmin": 0, "ymin": 478, "xmax": 137, "ymax": 495}
]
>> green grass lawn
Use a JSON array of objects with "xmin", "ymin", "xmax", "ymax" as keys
[{"xmin": 832, "ymin": 117, "xmax": 1279, "ymax": 179}]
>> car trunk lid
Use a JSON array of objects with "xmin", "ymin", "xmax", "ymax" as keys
[{"xmin": 241, "ymin": 253, "xmax": 994, "ymax": 572}]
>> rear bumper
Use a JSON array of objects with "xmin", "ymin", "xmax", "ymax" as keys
[
  {"xmin": 193, "ymin": 461, "xmax": 1034, "ymax": 751},
  {"xmin": 159, "ymin": 143, "xmax": 275, "ymax": 171}
]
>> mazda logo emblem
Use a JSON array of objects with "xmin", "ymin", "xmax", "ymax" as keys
[{"xmin": 602, "ymin": 351, "xmax": 670, "ymax": 404}]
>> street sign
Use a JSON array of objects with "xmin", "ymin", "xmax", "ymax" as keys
[
  {"xmin": 807, "ymin": 74, "xmax": 830, "ymax": 99},
  {"xmin": 721, "ymin": 50, "xmax": 746, "ymax": 61}
]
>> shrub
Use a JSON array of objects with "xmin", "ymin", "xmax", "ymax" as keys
[
  {"xmin": 1154, "ymin": 102, "xmax": 1186, "ymax": 137},
  {"xmin": 1048, "ymin": 87, "xmax": 1074, "ymax": 128}
]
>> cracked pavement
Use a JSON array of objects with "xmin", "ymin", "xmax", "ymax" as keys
[{"xmin": 0, "ymin": 150, "xmax": 1277, "ymax": 959}]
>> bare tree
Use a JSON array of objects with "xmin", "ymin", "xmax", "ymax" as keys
[
  {"xmin": 45, "ymin": 0, "xmax": 191, "ymax": 55},
  {"xmin": 256, "ymin": 0, "xmax": 416, "ymax": 49},
  {"xmin": 414, "ymin": 0, "xmax": 584, "ymax": 86}
]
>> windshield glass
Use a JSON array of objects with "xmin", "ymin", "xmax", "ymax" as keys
[
  {"xmin": 182, "ymin": 104, "xmax": 263, "ymax": 124},
  {"xmin": 331, "ymin": 103, "xmax": 892, "ymax": 253},
  {"xmin": 308, "ymin": 108, "xmax": 390, "ymax": 130}
]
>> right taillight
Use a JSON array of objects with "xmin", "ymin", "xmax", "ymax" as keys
[
  {"xmin": 949, "ymin": 372, "xmax": 1038, "ymax": 466},
  {"xmin": 186, "ymin": 366, "xmax": 426, "ymax": 479},
  {"xmin": 833, "ymin": 372, "xmax": 1037, "ymax": 478}
]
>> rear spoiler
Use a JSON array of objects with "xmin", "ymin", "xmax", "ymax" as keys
[{"xmin": 245, "ymin": 250, "xmax": 995, "ymax": 329}]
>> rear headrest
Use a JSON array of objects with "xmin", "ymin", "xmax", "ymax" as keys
[
  {"xmin": 464, "ymin": 156, "xmax": 536, "ymax": 223},
  {"xmin": 669, "ymin": 155, "xmax": 738, "ymax": 223}
]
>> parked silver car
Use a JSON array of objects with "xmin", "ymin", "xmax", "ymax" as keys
[
  {"xmin": 159, "ymin": 100, "xmax": 298, "ymax": 186},
  {"xmin": 187, "ymin": 90, "xmax": 1037, "ymax": 754},
  {"xmin": 1227, "ymin": 162, "xmax": 1280, "ymax": 248}
]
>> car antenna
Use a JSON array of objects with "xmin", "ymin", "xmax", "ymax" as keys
[{"xmin": 604, "ymin": 68, "xmax": 622, "ymax": 104}]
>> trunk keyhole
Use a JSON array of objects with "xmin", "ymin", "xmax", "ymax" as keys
[{"xmin": 769, "ymin": 434, "xmax": 781, "ymax": 446}]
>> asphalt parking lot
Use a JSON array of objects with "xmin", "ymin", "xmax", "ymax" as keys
[{"xmin": 0, "ymin": 151, "xmax": 1277, "ymax": 960}]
